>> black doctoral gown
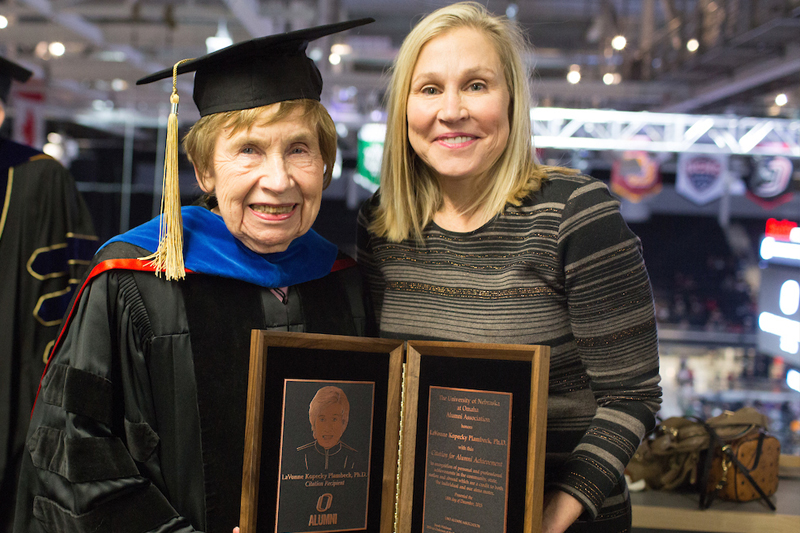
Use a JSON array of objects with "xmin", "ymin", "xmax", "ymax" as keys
[
  {"xmin": 0, "ymin": 138, "xmax": 97, "ymax": 530},
  {"xmin": 13, "ymin": 236, "xmax": 371, "ymax": 533}
]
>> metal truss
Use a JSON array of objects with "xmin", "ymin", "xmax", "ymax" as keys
[{"xmin": 531, "ymin": 107, "xmax": 800, "ymax": 157}]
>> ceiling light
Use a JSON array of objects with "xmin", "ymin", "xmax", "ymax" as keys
[
  {"xmin": 97, "ymin": 50, "xmax": 127, "ymax": 62},
  {"xmin": 780, "ymin": 280, "xmax": 800, "ymax": 315},
  {"xmin": 309, "ymin": 47, "xmax": 323, "ymax": 62},
  {"xmin": 686, "ymin": 39, "xmax": 699, "ymax": 52},
  {"xmin": 611, "ymin": 35, "xmax": 627, "ymax": 51},
  {"xmin": 49, "ymin": 42, "xmax": 66, "ymax": 57},
  {"xmin": 789, "ymin": 369, "xmax": 800, "ymax": 393},
  {"xmin": 775, "ymin": 93, "xmax": 788, "ymax": 107},
  {"xmin": 43, "ymin": 143, "xmax": 64, "ymax": 161},
  {"xmin": 111, "ymin": 79, "xmax": 129, "ymax": 92},
  {"xmin": 91, "ymin": 99, "xmax": 114, "ymax": 111},
  {"xmin": 603, "ymin": 73, "xmax": 614, "ymax": 85},
  {"xmin": 0, "ymin": 16, "xmax": 8, "ymax": 29},
  {"xmin": 330, "ymin": 43, "xmax": 352, "ymax": 56},
  {"xmin": 206, "ymin": 20, "xmax": 233, "ymax": 54},
  {"xmin": 567, "ymin": 70, "xmax": 581, "ymax": 84},
  {"xmin": 506, "ymin": 3, "xmax": 519, "ymax": 19},
  {"xmin": 35, "ymin": 41, "xmax": 49, "ymax": 59},
  {"xmin": 328, "ymin": 53, "xmax": 341, "ymax": 66}
]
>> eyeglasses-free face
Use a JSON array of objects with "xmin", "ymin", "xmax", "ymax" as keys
[{"xmin": 406, "ymin": 26, "xmax": 511, "ymax": 190}]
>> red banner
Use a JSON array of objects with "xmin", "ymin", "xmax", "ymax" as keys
[{"xmin": 611, "ymin": 151, "xmax": 661, "ymax": 202}]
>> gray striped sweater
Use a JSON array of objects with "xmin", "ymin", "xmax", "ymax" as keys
[{"xmin": 357, "ymin": 173, "xmax": 662, "ymax": 520}]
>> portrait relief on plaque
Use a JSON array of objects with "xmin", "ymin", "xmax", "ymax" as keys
[{"xmin": 275, "ymin": 379, "xmax": 375, "ymax": 532}]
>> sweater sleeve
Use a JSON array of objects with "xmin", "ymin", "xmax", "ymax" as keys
[
  {"xmin": 14, "ymin": 271, "xmax": 198, "ymax": 533},
  {"xmin": 550, "ymin": 179, "xmax": 662, "ymax": 518},
  {"xmin": 356, "ymin": 198, "xmax": 387, "ymax": 326}
]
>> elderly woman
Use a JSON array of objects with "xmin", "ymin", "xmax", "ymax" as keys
[
  {"xmin": 357, "ymin": 3, "xmax": 660, "ymax": 533},
  {"xmin": 15, "ymin": 20, "xmax": 372, "ymax": 533}
]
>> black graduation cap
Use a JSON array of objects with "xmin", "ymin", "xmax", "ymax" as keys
[
  {"xmin": 136, "ymin": 18, "xmax": 374, "ymax": 116},
  {"xmin": 0, "ymin": 56, "xmax": 33, "ymax": 104}
]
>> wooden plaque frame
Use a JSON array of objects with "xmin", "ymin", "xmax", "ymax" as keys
[
  {"xmin": 240, "ymin": 333, "xmax": 549, "ymax": 533},
  {"xmin": 240, "ymin": 331, "xmax": 405, "ymax": 533},
  {"xmin": 396, "ymin": 341, "xmax": 550, "ymax": 533}
]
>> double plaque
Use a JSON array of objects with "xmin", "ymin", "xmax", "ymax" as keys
[{"xmin": 240, "ymin": 331, "xmax": 549, "ymax": 533}]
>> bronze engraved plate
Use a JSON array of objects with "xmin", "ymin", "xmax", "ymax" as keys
[
  {"xmin": 241, "ymin": 331, "xmax": 404, "ymax": 533},
  {"xmin": 396, "ymin": 341, "xmax": 550, "ymax": 533},
  {"xmin": 421, "ymin": 386, "xmax": 513, "ymax": 533},
  {"xmin": 275, "ymin": 379, "xmax": 375, "ymax": 532}
]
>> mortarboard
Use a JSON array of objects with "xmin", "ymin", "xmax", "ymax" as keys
[
  {"xmin": 134, "ymin": 18, "xmax": 373, "ymax": 280},
  {"xmin": 0, "ymin": 56, "xmax": 33, "ymax": 104},
  {"xmin": 136, "ymin": 18, "xmax": 374, "ymax": 116}
]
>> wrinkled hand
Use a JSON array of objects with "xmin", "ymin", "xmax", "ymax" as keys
[{"xmin": 541, "ymin": 490, "xmax": 584, "ymax": 533}]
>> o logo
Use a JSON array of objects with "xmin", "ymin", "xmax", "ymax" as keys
[{"xmin": 316, "ymin": 493, "xmax": 333, "ymax": 513}]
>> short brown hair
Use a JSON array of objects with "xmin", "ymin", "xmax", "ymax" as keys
[
  {"xmin": 183, "ymin": 99, "xmax": 337, "ymax": 188},
  {"xmin": 308, "ymin": 386, "xmax": 350, "ymax": 427}
]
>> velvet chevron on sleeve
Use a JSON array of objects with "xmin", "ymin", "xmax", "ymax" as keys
[
  {"xmin": 356, "ymin": 173, "xmax": 661, "ymax": 528},
  {"xmin": 0, "ymin": 143, "xmax": 97, "ymax": 531}
]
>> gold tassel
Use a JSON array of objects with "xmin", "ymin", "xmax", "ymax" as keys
[{"xmin": 140, "ymin": 59, "xmax": 192, "ymax": 280}]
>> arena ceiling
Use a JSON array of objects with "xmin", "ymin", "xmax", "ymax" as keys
[{"xmin": 0, "ymin": 0, "xmax": 798, "ymax": 127}]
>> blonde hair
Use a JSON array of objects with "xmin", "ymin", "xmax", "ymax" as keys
[
  {"xmin": 184, "ymin": 99, "xmax": 337, "ymax": 189},
  {"xmin": 371, "ymin": 1, "xmax": 572, "ymax": 242}
]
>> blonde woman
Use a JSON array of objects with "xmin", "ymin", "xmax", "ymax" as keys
[{"xmin": 357, "ymin": 3, "xmax": 661, "ymax": 532}]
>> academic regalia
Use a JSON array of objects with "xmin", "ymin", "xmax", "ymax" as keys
[
  {"xmin": 0, "ymin": 64, "xmax": 98, "ymax": 529},
  {"xmin": 13, "ymin": 18, "xmax": 374, "ymax": 533},
  {"xmin": 14, "ymin": 207, "xmax": 370, "ymax": 532}
]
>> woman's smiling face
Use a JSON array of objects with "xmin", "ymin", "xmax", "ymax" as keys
[
  {"xmin": 196, "ymin": 104, "xmax": 324, "ymax": 254},
  {"xmin": 406, "ymin": 26, "xmax": 510, "ymax": 187},
  {"xmin": 312, "ymin": 402, "xmax": 347, "ymax": 449}
]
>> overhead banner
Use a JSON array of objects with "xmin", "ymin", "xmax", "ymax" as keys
[
  {"xmin": 746, "ymin": 156, "xmax": 794, "ymax": 209},
  {"xmin": 676, "ymin": 153, "xmax": 729, "ymax": 205},
  {"xmin": 610, "ymin": 151, "xmax": 661, "ymax": 203}
]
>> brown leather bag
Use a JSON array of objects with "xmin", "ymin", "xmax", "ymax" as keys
[
  {"xmin": 699, "ymin": 408, "xmax": 780, "ymax": 510},
  {"xmin": 706, "ymin": 429, "xmax": 780, "ymax": 502},
  {"xmin": 627, "ymin": 407, "xmax": 781, "ymax": 511}
]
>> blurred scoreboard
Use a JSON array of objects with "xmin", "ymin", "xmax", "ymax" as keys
[{"xmin": 758, "ymin": 219, "xmax": 800, "ymax": 360}]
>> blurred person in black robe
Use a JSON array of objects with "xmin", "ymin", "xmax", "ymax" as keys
[{"xmin": 0, "ymin": 55, "xmax": 97, "ymax": 531}]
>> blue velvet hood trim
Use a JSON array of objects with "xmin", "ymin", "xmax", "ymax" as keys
[{"xmin": 101, "ymin": 206, "xmax": 338, "ymax": 288}]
